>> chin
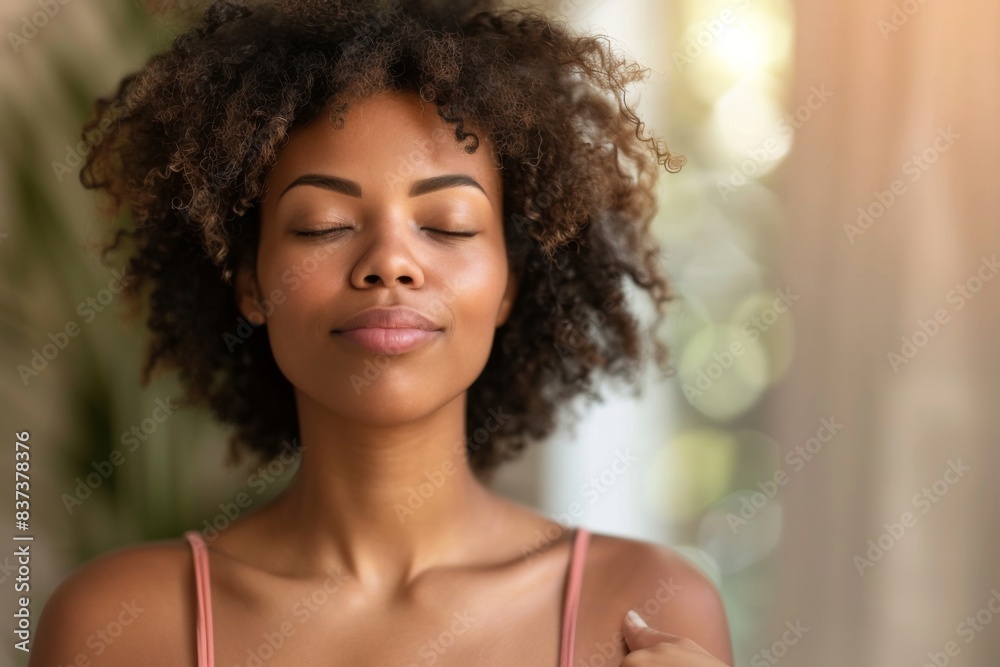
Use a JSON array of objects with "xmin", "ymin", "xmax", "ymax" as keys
[
  {"xmin": 301, "ymin": 374, "xmax": 462, "ymax": 424},
  {"xmin": 341, "ymin": 395, "xmax": 453, "ymax": 429}
]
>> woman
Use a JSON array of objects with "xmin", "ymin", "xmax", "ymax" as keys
[{"xmin": 31, "ymin": 1, "xmax": 733, "ymax": 665}]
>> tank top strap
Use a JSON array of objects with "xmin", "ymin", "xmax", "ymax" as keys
[
  {"xmin": 184, "ymin": 530, "xmax": 215, "ymax": 667},
  {"xmin": 559, "ymin": 526, "xmax": 591, "ymax": 667}
]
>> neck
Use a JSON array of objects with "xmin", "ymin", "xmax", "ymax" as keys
[{"xmin": 265, "ymin": 389, "xmax": 503, "ymax": 587}]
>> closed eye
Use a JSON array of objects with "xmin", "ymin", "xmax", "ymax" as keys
[
  {"xmin": 291, "ymin": 226, "xmax": 479, "ymax": 239},
  {"xmin": 292, "ymin": 225, "xmax": 352, "ymax": 238},
  {"xmin": 425, "ymin": 228, "xmax": 478, "ymax": 238}
]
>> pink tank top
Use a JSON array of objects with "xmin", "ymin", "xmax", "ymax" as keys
[{"xmin": 184, "ymin": 527, "xmax": 591, "ymax": 667}]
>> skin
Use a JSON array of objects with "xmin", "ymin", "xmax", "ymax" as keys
[{"xmin": 29, "ymin": 91, "xmax": 733, "ymax": 667}]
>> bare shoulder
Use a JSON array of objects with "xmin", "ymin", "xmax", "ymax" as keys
[
  {"xmin": 580, "ymin": 531, "xmax": 733, "ymax": 665},
  {"xmin": 29, "ymin": 536, "xmax": 197, "ymax": 667}
]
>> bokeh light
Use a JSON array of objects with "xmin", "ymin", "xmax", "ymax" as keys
[
  {"xmin": 676, "ymin": 324, "xmax": 770, "ymax": 420},
  {"xmin": 646, "ymin": 427, "xmax": 738, "ymax": 519}
]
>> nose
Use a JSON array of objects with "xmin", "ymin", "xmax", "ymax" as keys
[{"xmin": 349, "ymin": 218, "xmax": 425, "ymax": 289}]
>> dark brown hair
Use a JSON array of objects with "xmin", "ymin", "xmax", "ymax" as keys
[{"xmin": 81, "ymin": 0, "xmax": 682, "ymax": 483}]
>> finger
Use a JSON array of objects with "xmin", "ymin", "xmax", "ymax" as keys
[{"xmin": 622, "ymin": 610, "xmax": 685, "ymax": 652}]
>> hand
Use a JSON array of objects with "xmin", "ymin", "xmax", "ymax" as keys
[{"xmin": 620, "ymin": 610, "xmax": 731, "ymax": 666}]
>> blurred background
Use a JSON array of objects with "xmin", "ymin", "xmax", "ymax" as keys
[{"xmin": 1, "ymin": 0, "xmax": 998, "ymax": 665}]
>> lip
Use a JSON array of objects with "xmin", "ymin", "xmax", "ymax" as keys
[
  {"xmin": 335, "ymin": 327, "xmax": 441, "ymax": 355},
  {"xmin": 331, "ymin": 307, "xmax": 443, "ymax": 355}
]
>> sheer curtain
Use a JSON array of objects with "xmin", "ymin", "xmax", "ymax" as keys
[{"xmin": 768, "ymin": 0, "xmax": 1000, "ymax": 664}]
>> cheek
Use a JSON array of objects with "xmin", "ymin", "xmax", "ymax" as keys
[
  {"xmin": 445, "ymin": 258, "xmax": 509, "ymax": 355},
  {"xmin": 255, "ymin": 248, "xmax": 338, "ymax": 372}
]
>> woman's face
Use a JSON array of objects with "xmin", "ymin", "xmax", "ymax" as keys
[{"xmin": 237, "ymin": 90, "xmax": 518, "ymax": 425}]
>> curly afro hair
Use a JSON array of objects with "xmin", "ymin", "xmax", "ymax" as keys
[{"xmin": 80, "ymin": 0, "xmax": 683, "ymax": 484}]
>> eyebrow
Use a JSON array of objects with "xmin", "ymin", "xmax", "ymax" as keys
[{"xmin": 276, "ymin": 173, "xmax": 490, "ymax": 202}]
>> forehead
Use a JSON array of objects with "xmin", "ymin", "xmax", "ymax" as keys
[{"xmin": 261, "ymin": 90, "xmax": 501, "ymax": 205}]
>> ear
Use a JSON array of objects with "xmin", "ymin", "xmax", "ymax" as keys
[
  {"xmin": 496, "ymin": 267, "xmax": 520, "ymax": 328},
  {"xmin": 235, "ymin": 261, "xmax": 265, "ymax": 325}
]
